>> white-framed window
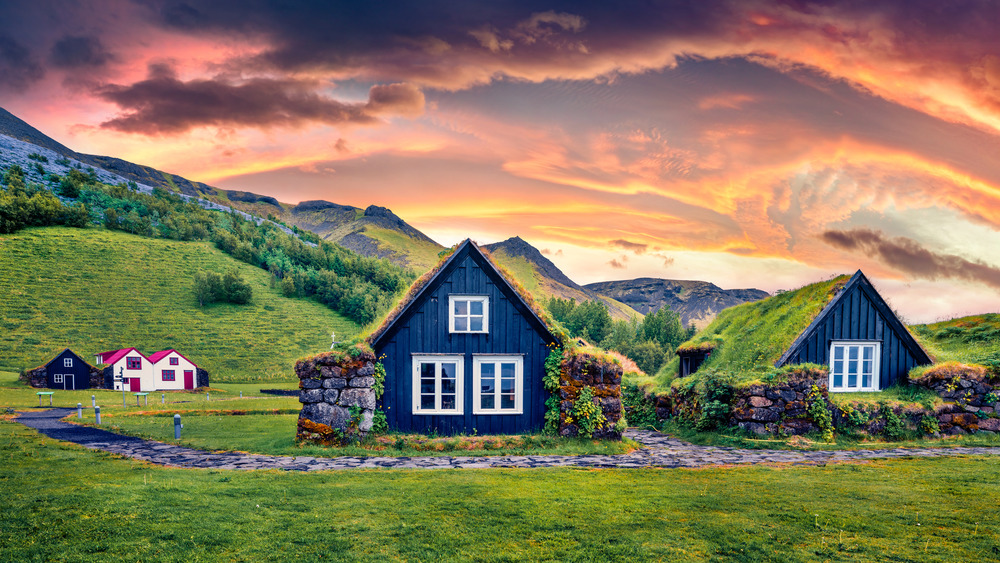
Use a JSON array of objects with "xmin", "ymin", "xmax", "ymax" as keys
[
  {"xmin": 473, "ymin": 355, "xmax": 523, "ymax": 414},
  {"xmin": 53, "ymin": 374, "xmax": 64, "ymax": 384},
  {"xmin": 63, "ymin": 358, "xmax": 73, "ymax": 368},
  {"xmin": 412, "ymin": 355, "xmax": 464, "ymax": 414},
  {"xmin": 449, "ymin": 295, "xmax": 489, "ymax": 333},
  {"xmin": 829, "ymin": 341, "xmax": 881, "ymax": 392}
]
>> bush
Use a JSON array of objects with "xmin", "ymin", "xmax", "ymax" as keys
[{"xmin": 621, "ymin": 381, "xmax": 657, "ymax": 428}]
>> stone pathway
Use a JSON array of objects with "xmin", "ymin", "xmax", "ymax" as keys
[{"xmin": 16, "ymin": 409, "xmax": 1000, "ymax": 471}]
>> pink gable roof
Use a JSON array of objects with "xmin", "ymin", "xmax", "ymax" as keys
[
  {"xmin": 96, "ymin": 348, "xmax": 147, "ymax": 365},
  {"xmin": 150, "ymin": 349, "xmax": 198, "ymax": 368}
]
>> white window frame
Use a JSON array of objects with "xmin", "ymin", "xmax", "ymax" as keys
[
  {"xmin": 412, "ymin": 355, "xmax": 464, "ymax": 415},
  {"xmin": 53, "ymin": 373, "xmax": 64, "ymax": 384},
  {"xmin": 473, "ymin": 355, "xmax": 523, "ymax": 415},
  {"xmin": 829, "ymin": 341, "xmax": 881, "ymax": 392},
  {"xmin": 63, "ymin": 358, "xmax": 73, "ymax": 368},
  {"xmin": 449, "ymin": 295, "xmax": 489, "ymax": 334}
]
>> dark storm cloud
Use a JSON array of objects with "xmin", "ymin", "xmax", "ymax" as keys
[
  {"xmin": 821, "ymin": 228, "xmax": 1000, "ymax": 290},
  {"xmin": 49, "ymin": 35, "xmax": 114, "ymax": 68},
  {"xmin": 96, "ymin": 65, "xmax": 424, "ymax": 134},
  {"xmin": 0, "ymin": 35, "xmax": 44, "ymax": 92}
]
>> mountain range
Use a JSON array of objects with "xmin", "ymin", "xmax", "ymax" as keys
[{"xmin": 0, "ymin": 106, "xmax": 769, "ymax": 325}]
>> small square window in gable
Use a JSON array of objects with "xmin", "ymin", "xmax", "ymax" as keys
[{"xmin": 449, "ymin": 295, "xmax": 488, "ymax": 333}]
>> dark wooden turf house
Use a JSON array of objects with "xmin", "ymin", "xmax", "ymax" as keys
[
  {"xmin": 369, "ymin": 239, "xmax": 559, "ymax": 434},
  {"xmin": 678, "ymin": 270, "xmax": 932, "ymax": 392},
  {"xmin": 24, "ymin": 349, "xmax": 100, "ymax": 390}
]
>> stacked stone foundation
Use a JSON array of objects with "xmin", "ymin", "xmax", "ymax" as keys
[
  {"xmin": 558, "ymin": 351, "xmax": 624, "ymax": 440},
  {"xmin": 296, "ymin": 348, "xmax": 377, "ymax": 443}
]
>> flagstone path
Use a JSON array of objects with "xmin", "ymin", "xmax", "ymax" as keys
[{"xmin": 16, "ymin": 408, "xmax": 1000, "ymax": 471}]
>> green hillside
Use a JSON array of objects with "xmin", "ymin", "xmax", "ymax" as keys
[
  {"xmin": 0, "ymin": 227, "xmax": 357, "ymax": 382},
  {"xmin": 911, "ymin": 314, "xmax": 1000, "ymax": 366}
]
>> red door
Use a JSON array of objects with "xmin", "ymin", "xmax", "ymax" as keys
[
  {"xmin": 184, "ymin": 370, "xmax": 194, "ymax": 390},
  {"xmin": 129, "ymin": 377, "xmax": 141, "ymax": 392}
]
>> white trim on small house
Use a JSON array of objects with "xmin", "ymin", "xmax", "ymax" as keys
[
  {"xmin": 63, "ymin": 358, "xmax": 73, "ymax": 368},
  {"xmin": 473, "ymin": 355, "xmax": 523, "ymax": 415},
  {"xmin": 448, "ymin": 295, "xmax": 489, "ymax": 333},
  {"xmin": 829, "ymin": 341, "xmax": 881, "ymax": 392},
  {"xmin": 412, "ymin": 355, "xmax": 464, "ymax": 414}
]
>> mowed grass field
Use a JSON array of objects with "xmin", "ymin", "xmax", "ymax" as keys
[
  {"xmin": 2, "ymin": 419, "xmax": 999, "ymax": 562},
  {"xmin": 0, "ymin": 227, "xmax": 358, "ymax": 382}
]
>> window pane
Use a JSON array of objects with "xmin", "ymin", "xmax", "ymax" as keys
[
  {"xmin": 501, "ymin": 394, "xmax": 515, "ymax": 409},
  {"xmin": 481, "ymin": 395, "xmax": 495, "ymax": 409},
  {"xmin": 441, "ymin": 378, "xmax": 456, "ymax": 394},
  {"xmin": 862, "ymin": 372, "xmax": 871, "ymax": 388},
  {"xmin": 455, "ymin": 317, "xmax": 468, "ymax": 331},
  {"xmin": 470, "ymin": 317, "xmax": 483, "ymax": 331},
  {"xmin": 849, "ymin": 346, "xmax": 859, "ymax": 360},
  {"xmin": 421, "ymin": 379, "xmax": 435, "ymax": 394},
  {"xmin": 421, "ymin": 395, "xmax": 435, "ymax": 409},
  {"xmin": 833, "ymin": 346, "xmax": 844, "ymax": 360},
  {"xmin": 455, "ymin": 300, "xmax": 468, "ymax": 315},
  {"xmin": 848, "ymin": 360, "xmax": 858, "ymax": 387},
  {"xmin": 481, "ymin": 377, "xmax": 495, "ymax": 394},
  {"xmin": 481, "ymin": 363, "xmax": 495, "ymax": 378},
  {"xmin": 863, "ymin": 346, "xmax": 873, "ymax": 360},
  {"xmin": 421, "ymin": 363, "xmax": 435, "ymax": 378},
  {"xmin": 501, "ymin": 363, "xmax": 516, "ymax": 378},
  {"xmin": 470, "ymin": 300, "xmax": 483, "ymax": 315},
  {"xmin": 833, "ymin": 361, "xmax": 843, "ymax": 387},
  {"xmin": 442, "ymin": 363, "xmax": 456, "ymax": 380},
  {"xmin": 501, "ymin": 378, "xmax": 515, "ymax": 394},
  {"xmin": 441, "ymin": 395, "xmax": 456, "ymax": 410}
]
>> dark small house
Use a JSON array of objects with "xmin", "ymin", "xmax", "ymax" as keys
[
  {"xmin": 369, "ymin": 239, "xmax": 559, "ymax": 434},
  {"xmin": 677, "ymin": 270, "xmax": 932, "ymax": 391},
  {"xmin": 28, "ymin": 349, "xmax": 99, "ymax": 390},
  {"xmin": 775, "ymin": 270, "xmax": 932, "ymax": 391}
]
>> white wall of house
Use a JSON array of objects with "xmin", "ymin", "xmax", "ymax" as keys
[
  {"xmin": 108, "ymin": 351, "xmax": 155, "ymax": 392},
  {"xmin": 153, "ymin": 352, "xmax": 198, "ymax": 390}
]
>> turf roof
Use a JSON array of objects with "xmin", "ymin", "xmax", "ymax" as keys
[
  {"xmin": 366, "ymin": 239, "xmax": 565, "ymax": 348},
  {"xmin": 651, "ymin": 273, "xmax": 852, "ymax": 385}
]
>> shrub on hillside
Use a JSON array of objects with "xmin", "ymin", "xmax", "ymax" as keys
[{"xmin": 194, "ymin": 270, "xmax": 253, "ymax": 306}]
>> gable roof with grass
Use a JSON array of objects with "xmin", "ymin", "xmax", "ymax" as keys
[
  {"xmin": 368, "ymin": 239, "xmax": 561, "ymax": 349},
  {"xmin": 675, "ymin": 270, "xmax": 931, "ymax": 389}
]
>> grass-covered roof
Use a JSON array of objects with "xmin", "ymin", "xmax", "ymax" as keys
[
  {"xmin": 634, "ymin": 274, "xmax": 850, "ymax": 393},
  {"xmin": 366, "ymin": 239, "xmax": 566, "ymax": 347}
]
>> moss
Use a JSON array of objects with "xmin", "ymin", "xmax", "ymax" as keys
[{"xmin": 911, "ymin": 313, "xmax": 1000, "ymax": 367}]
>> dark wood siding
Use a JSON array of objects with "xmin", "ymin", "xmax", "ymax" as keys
[
  {"xmin": 779, "ymin": 281, "xmax": 927, "ymax": 387},
  {"xmin": 44, "ymin": 349, "xmax": 91, "ymax": 390},
  {"xmin": 375, "ymin": 250, "xmax": 553, "ymax": 434}
]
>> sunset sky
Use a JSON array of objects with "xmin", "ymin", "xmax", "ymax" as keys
[{"xmin": 2, "ymin": 1, "xmax": 999, "ymax": 322}]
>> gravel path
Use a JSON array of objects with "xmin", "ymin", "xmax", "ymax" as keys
[{"xmin": 16, "ymin": 408, "xmax": 1000, "ymax": 471}]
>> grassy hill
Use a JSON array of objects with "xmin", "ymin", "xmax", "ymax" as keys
[
  {"xmin": 0, "ymin": 227, "xmax": 357, "ymax": 382},
  {"xmin": 911, "ymin": 314, "xmax": 1000, "ymax": 366}
]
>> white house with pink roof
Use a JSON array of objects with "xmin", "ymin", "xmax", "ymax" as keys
[
  {"xmin": 94, "ymin": 348, "xmax": 154, "ymax": 392},
  {"xmin": 148, "ymin": 349, "xmax": 199, "ymax": 390}
]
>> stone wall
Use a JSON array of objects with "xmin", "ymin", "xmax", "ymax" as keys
[
  {"xmin": 558, "ymin": 351, "xmax": 624, "ymax": 440},
  {"xmin": 729, "ymin": 369, "xmax": 828, "ymax": 436},
  {"xmin": 296, "ymin": 348, "xmax": 377, "ymax": 443},
  {"xmin": 912, "ymin": 363, "xmax": 999, "ymax": 435}
]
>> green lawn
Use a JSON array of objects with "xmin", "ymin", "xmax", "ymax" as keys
[
  {"xmin": 0, "ymin": 227, "xmax": 358, "ymax": 382},
  {"xmin": 2, "ymin": 420, "xmax": 999, "ymax": 561},
  {"xmin": 79, "ymin": 413, "xmax": 637, "ymax": 458}
]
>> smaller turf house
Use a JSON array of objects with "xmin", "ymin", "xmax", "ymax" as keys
[
  {"xmin": 23, "ymin": 349, "xmax": 100, "ymax": 390},
  {"xmin": 368, "ymin": 239, "xmax": 559, "ymax": 434},
  {"xmin": 674, "ymin": 270, "xmax": 931, "ymax": 392}
]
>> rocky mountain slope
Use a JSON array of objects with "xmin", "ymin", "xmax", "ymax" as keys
[
  {"xmin": 584, "ymin": 278, "xmax": 769, "ymax": 328},
  {"xmin": 484, "ymin": 237, "xmax": 641, "ymax": 321}
]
